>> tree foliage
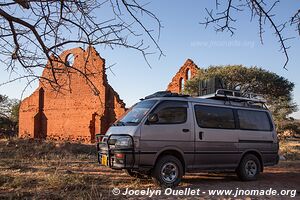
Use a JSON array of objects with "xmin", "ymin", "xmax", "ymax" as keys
[
  {"xmin": 0, "ymin": 94, "xmax": 20, "ymax": 132},
  {"xmin": 185, "ymin": 65, "xmax": 298, "ymax": 123}
]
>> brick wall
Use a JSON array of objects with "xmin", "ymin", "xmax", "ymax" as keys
[
  {"xmin": 19, "ymin": 47, "xmax": 126, "ymax": 143},
  {"xmin": 167, "ymin": 59, "xmax": 199, "ymax": 93}
]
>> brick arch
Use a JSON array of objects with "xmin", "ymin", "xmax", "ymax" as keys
[
  {"xmin": 185, "ymin": 68, "xmax": 191, "ymax": 81},
  {"xmin": 179, "ymin": 77, "xmax": 184, "ymax": 93},
  {"xmin": 65, "ymin": 53, "xmax": 75, "ymax": 67},
  {"xmin": 167, "ymin": 59, "xmax": 199, "ymax": 93}
]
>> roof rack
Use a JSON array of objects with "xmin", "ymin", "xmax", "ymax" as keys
[
  {"xmin": 142, "ymin": 91, "xmax": 190, "ymax": 100},
  {"xmin": 199, "ymin": 89, "xmax": 267, "ymax": 106}
]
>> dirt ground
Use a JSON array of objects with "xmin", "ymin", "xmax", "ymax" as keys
[{"xmin": 0, "ymin": 138, "xmax": 299, "ymax": 200}]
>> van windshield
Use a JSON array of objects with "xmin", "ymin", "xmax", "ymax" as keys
[{"xmin": 114, "ymin": 100, "xmax": 158, "ymax": 126}]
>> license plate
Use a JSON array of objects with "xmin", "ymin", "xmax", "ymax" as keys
[{"xmin": 101, "ymin": 155, "xmax": 108, "ymax": 166}]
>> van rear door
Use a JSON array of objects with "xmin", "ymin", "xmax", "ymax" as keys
[
  {"xmin": 236, "ymin": 109, "xmax": 277, "ymax": 165},
  {"xmin": 192, "ymin": 104, "xmax": 239, "ymax": 169}
]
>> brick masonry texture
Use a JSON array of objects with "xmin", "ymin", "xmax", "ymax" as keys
[
  {"xmin": 19, "ymin": 49, "xmax": 199, "ymax": 143},
  {"xmin": 19, "ymin": 47, "xmax": 126, "ymax": 143},
  {"xmin": 167, "ymin": 59, "xmax": 199, "ymax": 93}
]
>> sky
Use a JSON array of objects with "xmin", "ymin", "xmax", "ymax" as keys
[{"xmin": 0, "ymin": 0, "xmax": 300, "ymax": 118}]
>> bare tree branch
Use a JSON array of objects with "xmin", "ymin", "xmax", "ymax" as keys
[
  {"xmin": 291, "ymin": 9, "xmax": 300, "ymax": 36},
  {"xmin": 0, "ymin": 0, "xmax": 163, "ymax": 95},
  {"xmin": 201, "ymin": 0, "xmax": 299, "ymax": 69},
  {"xmin": 249, "ymin": 0, "xmax": 290, "ymax": 69},
  {"xmin": 200, "ymin": 0, "xmax": 242, "ymax": 36}
]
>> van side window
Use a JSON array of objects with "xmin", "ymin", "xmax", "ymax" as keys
[
  {"xmin": 153, "ymin": 101, "xmax": 187, "ymax": 124},
  {"xmin": 237, "ymin": 110, "xmax": 272, "ymax": 131},
  {"xmin": 194, "ymin": 105, "xmax": 235, "ymax": 129}
]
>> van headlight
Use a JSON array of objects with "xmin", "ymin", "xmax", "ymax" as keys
[{"xmin": 115, "ymin": 136, "xmax": 133, "ymax": 148}]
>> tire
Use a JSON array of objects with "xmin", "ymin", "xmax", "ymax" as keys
[
  {"xmin": 152, "ymin": 155, "xmax": 183, "ymax": 188},
  {"xmin": 124, "ymin": 169, "xmax": 147, "ymax": 179},
  {"xmin": 237, "ymin": 154, "xmax": 261, "ymax": 181}
]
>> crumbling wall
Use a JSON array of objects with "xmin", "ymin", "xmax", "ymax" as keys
[
  {"xmin": 167, "ymin": 59, "xmax": 199, "ymax": 93},
  {"xmin": 18, "ymin": 91, "xmax": 40, "ymax": 138},
  {"xmin": 19, "ymin": 46, "xmax": 126, "ymax": 143}
]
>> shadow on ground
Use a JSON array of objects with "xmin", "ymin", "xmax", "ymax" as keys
[{"xmin": 0, "ymin": 138, "xmax": 299, "ymax": 200}]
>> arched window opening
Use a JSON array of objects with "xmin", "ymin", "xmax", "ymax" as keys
[
  {"xmin": 179, "ymin": 77, "xmax": 184, "ymax": 93},
  {"xmin": 186, "ymin": 68, "xmax": 191, "ymax": 80},
  {"xmin": 65, "ymin": 54, "xmax": 75, "ymax": 67}
]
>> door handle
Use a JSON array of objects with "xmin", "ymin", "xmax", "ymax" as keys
[
  {"xmin": 199, "ymin": 131, "xmax": 203, "ymax": 140},
  {"xmin": 182, "ymin": 129, "xmax": 190, "ymax": 132}
]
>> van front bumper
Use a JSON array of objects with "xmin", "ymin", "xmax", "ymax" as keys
[
  {"xmin": 97, "ymin": 148, "xmax": 135, "ymax": 169},
  {"xmin": 96, "ymin": 134, "xmax": 135, "ymax": 170}
]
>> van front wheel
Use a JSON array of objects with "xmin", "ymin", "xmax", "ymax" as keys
[
  {"xmin": 237, "ymin": 154, "xmax": 261, "ymax": 181},
  {"xmin": 152, "ymin": 155, "xmax": 183, "ymax": 188}
]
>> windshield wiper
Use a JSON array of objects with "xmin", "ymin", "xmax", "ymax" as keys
[
  {"xmin": 125, "ymin": 121, "xmax": 138, "ymax": 124},
  {"xmin": 113, "ymin": 121, "xmax": 125, "ymax": 126}
]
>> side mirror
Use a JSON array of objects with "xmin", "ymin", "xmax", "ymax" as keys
[{"xmin": 147, "ymin": 113, "xmax": 158, "ymax": 123}]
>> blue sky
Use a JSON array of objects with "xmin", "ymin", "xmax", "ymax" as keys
[{"xmin": 1, "ymin": 0, "xmax": 300, "ymax": 118}]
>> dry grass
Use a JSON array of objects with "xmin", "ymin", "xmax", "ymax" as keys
[
  {"xmin": 279, "ymin": 138, "xmax": 300, "ymax": 160},
  {"xmin": 0, "ymin": 138, "xmax": 117, "ymax": 199},
  {"xmin": 0, "ymin": 138, "xmax": 299, "ymax": 200}
]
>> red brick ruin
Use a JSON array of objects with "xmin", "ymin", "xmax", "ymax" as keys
[
  {"xmin": 19, "ymin": 48, "xmax": 199, "ymax": 143},
  {"xmin": 167, "ymin": 59, "xmax": 199, "ymax": 93},
  {"xmin": 19, "ymin": 47, "xmax": 126, "ymax": 143}
]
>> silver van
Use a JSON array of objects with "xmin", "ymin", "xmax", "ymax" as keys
[{"xmin": 97, "ymin": 90, "xmax": 279, "ymax": 187}]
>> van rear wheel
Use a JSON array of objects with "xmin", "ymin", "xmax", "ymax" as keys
[
  {"xmin": 237, "ymin": 154, "xmax": 261, "ymax": 181},
  {"xmin": 152, "ymin": 155, "xmax": 183, "ymax": 188}
]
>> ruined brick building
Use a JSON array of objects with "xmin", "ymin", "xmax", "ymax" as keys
[
  {"xmin": 167, "ymin": 59, "xmax": 199, "ymax": 93},
  {"xmin": 19, "ymin": 46, "xmax": 199, "ymax": 143},
  {"xmin": 19, "ymin": 47, "xmax": 126, "ymax": 143}
]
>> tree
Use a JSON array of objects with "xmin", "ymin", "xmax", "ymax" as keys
[
  {"xmin": 0, "ymin": 0, "xmax": 163, "ymax": 93},
  {"xmin": 184, "ymin": 65, "xmax": 298, "ymax": 124},
  {"xmin": 0, "ymin": 94, "xmax": 20, "ymax": 132},
  {"xmin": 201, "ymin": 0, "xmax": 300, "ymax": 69},
  {"xmin": 10, "ymin": 102, "xmax": 20, "ymax": 128},
  {"xmin": 0, "ymin": 95, "xmax": 12, "ymax": 120}
]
